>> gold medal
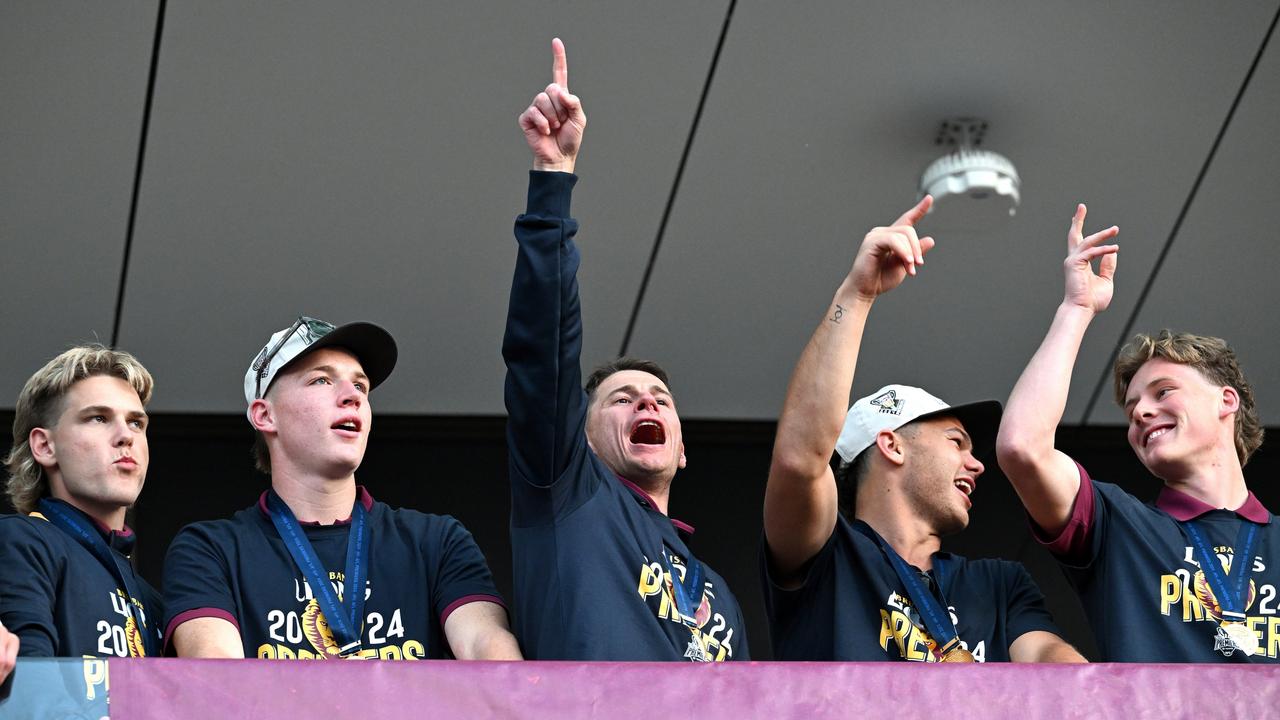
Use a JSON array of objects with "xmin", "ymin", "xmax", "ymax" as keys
[
  {"xmin": 1223, "ymin": 622, "xmax": 1259, "ymax": 657},
  {"xmin": 937, "ymin": 639, "xmax": 975, "ymax": 663}
]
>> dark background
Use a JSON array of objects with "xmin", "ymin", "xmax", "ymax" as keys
[{"xmin": 4, "ymin": 411, "xmax": 1277, "ymax": 661}]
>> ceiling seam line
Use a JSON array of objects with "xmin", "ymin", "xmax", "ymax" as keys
[
  {"xmin": 1080, "ymin": 2, "xmax": 1280, "ymax": 422},
  {"xmin": 617, "ymin": 0, "xmax": 738, "ymax": 357},
  {"xmin": 111, "ymin": 0, "xmax": 169, "ymax": 348}
]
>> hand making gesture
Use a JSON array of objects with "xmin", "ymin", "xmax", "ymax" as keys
[
  {"xmin": 1062, "ymin": 204, "xmax": 1119, "ymax": 314},
  {"xmin": 518, "ymin": 38, "xmax": 586, "ymax": 174},
  {"xmin": 846, "ymin": 195, "xmax": 936, "ymax": 301}
]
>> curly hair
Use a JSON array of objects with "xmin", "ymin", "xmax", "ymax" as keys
[
  {"xmin": 5, "ymin": 345, "xmax": 153, "ymax": 513},
  {"xmin": 1113, "ymin": 330, "xmax": 1262, "ymax": 466}
]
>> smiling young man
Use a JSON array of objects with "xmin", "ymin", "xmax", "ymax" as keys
[
  {"xmin": 503, "ymin": 39, "xmax": 748, "ymax": 661},
  {"xmin": 0, "ymin": 345, "xmax": 162, "ymax": 661},
  {"xmin": 998, "ymin": 205, "xmax": 1278, "ymax": 662},
  {"xmin": 162, "ymin": 317, "xmax": 520, "ymax": 660},
  {"xmin": 763, "ymin": 201, "xmax": 1083, "ymax": 663}
]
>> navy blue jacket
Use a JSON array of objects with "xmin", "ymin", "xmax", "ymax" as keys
[
  {"xmin": 0, "ymin": 501, "xmax": 162, "ymax": 657},
  {"xmin": 502, "ymin": 171, "xmax": 748, "ymax": 661}
]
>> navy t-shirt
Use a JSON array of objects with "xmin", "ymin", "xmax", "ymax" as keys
[
  {"xmin": 1036, "ymin": 462, "xmax": 1280, "ymax": 662},
  {"xmin": 764, "ymin": 517, "xmax": 1059, "ymax": 662},
  {"xmin": 161, "ymin": 488, "xmax": 505, "ymax": 660},
  {"xmin": 501, "ymin": 171, "xmax": 749, "ymax": 661},
  {"xmin": 0, "ymin": 501, "xmax": 162, "ymax": 658}
]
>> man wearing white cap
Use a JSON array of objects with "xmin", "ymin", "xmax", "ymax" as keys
[
  {"xmin": 162, "ymin": 317, "xmax": 521, "ymax": 660},
  {"xmin": 762, "ymin": 201, "xmax": 1083, "ymax": 662}
]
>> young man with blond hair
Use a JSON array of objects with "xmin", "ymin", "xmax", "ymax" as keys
[
  {"xmin": 162, "ymin": 317, "xmax": 520, "ymax": 660},
  {"xmin": 0, "ymin": 345, "xmax": 162, "ymax": 660},
  {"xmin": 998, "ymin": 205, "xmax": 1278, "ymax": 662}
]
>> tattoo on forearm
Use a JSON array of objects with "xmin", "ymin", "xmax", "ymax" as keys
[{"xmin": 830, "ymin": 304, "xmax": 845, "ymax": 323}]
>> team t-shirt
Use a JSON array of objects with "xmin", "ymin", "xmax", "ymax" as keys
[
  {"xmin": 161, "ymin": 488, "xmax": 505, "ymax": 660},
  {"xmin": 1035, "ymin": 462, "xmax": 1279, "ymax": 662},
  {"xmin": 765, "ymin": 516, "xmax": 1060, "ymax": 662},
  {"xmin": 502, "ymin": 171, "xmax": 749, "ymax": 661},
  {"xmin": 0, "ymin": 500, "xmax": 162, "ymax": 658}
]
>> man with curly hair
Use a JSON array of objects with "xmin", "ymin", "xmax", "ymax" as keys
[
  {"xmin": 998, "ymin": 205, "xmax": 1276, "ymax": 662},
  {"xmin": 0, "ymin": 345, "xmax": 163, "ymax": 662}
]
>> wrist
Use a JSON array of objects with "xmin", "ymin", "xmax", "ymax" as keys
[
  {"xmin": 835, "ymin": 278, "xmax": 878, "ymax": 308},
  {"xmin": 533, "ymin": 158, "xmax": 576, "ymax": 173}
]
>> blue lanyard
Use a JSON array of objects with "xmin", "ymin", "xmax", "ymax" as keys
[
  {"xmin": 858, "ymin": 522, "xmax": 961, "ymax": 654},
  {"xmin": 1183, "ymin": 518, "xmax": 1260, "ymax": 621},
  {"xmin": 265, "ymin": 491, "xmax": 369, "ymax": 656},
  {"xmin": 664, "ymin": 552, "xmax": 705, "ymax": 628},
  {"xmin": 36, "ymin": 498, "xmax": 158, "ymax": 657}
]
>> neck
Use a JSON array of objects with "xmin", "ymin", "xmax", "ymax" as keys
[
  {"xmin": 47, "ymin": 488, "xmax": 128, "ymax": 532},
  {"xmin": 270, "ymin": 471, "xmax": 357, "ymax": 524},
  {"xmin": 1162, "ymin": 445, "xmax": 1248, "ymax": 510},
  {"xmin": 856, "ymin": 483, "xmax": 942, "ymax": 570}
]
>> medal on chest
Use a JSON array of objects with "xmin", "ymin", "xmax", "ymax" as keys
[
  {"xmin": 665, "ymin": 554, "xmax": 712, "ymax": 662},
  {"xmin": 1182, "ymin": 520, "xmax": 1262, "ymax": 659}
]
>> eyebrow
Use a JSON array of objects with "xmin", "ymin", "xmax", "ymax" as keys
[
  {"xmin": 607, "ymin": 384, "xmax": 673, "ymax": 398},
  {"xmin": 308, "ymin": 364, "xmax": 370, "ymax": 383},
  {"xmin": 945, "ymin": 426, "xmax": 973, "ymax": 445},
  {"xmin": 79, "ymin": 405, "xmax": 148, "ymax": 420}
]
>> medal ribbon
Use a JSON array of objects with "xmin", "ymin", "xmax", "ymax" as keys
[
  {"xmin": 1183, "ymin": 519, "xmax": 1260, "ymax": 621},
  {"xmin": 857, "ymin": 522, "xmax": 963, "ymax": 655},
  {"xmin": 664, "ymin": 553, "xmax": 705, "ymax": 628},
  {"xmin": 266, "ymin": 490, "xmax": 369, "ymax": 656},
  {"xmin": 36, "ymin": 498, "xmax": 158, "ymax": 657}
]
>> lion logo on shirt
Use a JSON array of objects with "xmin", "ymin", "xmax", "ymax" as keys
[{"xmin": 302, "ymin": 599, "xmax": 343, "ymax": 658}]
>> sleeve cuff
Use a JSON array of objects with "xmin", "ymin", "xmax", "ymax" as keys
[
  {"xmin": 1029, "ymin": 460, "xmax": 1096, "ymax": 563},
  {"xmin": 163, "ymin": 607, "xmax": 239, "ymax": 656},
  {"xmin": 525, "ymin": 170, "xmax": 578, "ymax": 217},
  {"xmin": 439, "ymin": 594, "xmax": 508, "ymax": 627}
]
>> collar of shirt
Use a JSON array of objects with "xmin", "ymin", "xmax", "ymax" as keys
[
  {"xmin": 34, "ymin": 497, "xmax": 137, "ymax": 554},
  {"xmin": 615, "ymin": 475, "xmax": 696, "ymax": 537},
  {"xmin": 1156, "ymin": 485, "xmax": 1271, "ymax": 523},
  {"xmin": 256, "ymin": 485, "xmax": 374, "ymax": 526}
]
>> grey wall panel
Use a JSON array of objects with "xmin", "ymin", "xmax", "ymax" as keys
[
  {"xmin": 1095, "ymin": 36, "xmax": 1280, "ymax": 425},
  {"xmin": 0, "ymin": 2, "xmax": 158, "ymax": 406},
  {"xmin": 120, "ymin": 2, "xmax": 729, "ymax": 413},
  {"xmin": 628, "ymin": 1, "xmax": 1278, "ymax": 420}
]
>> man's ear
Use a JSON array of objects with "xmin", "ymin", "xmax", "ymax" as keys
[
  {"xmin": 678, "ymin": 441, "xmax": 687, "ymax": 470},
  {"xmin": 875, "ymin": 430, "xmax": 905, "ymax": 467},
  {"xmin": 249, "ymin": 399, "xmax": 276, "ymax": 433},
  {"xmin": 1220, "ymin": 385, "xmax": 1240, "ymax": 419},
  {"xmin": 29, "ymin": 427, "xmax": 56, "ymax": 469}
]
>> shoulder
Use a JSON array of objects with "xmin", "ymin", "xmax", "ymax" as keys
[
  {"xmin": 0, "ymin": 514, "xmax": 68, "ymax": 551},
  {"xmin": 167, "ymin": 506, "xmax": 264, "ymax": 552}
]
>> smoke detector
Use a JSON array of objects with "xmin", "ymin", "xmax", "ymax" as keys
[{"xmin": 920, "ymin": 118, "xmax": 1019, "ymax": 226}]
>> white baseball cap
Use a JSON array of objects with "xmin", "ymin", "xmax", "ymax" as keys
[
  {"xmin": 243, "ymin": 316, "xmax": 398, "ymax": 420},
  {"xmin": 835, "ymin": 384, "xmax": 1001, "ymax": 463}
]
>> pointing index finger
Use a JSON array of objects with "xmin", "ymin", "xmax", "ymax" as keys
[
  {"xmin": 552, "ymin": 37, "xmax": 569, "ymax": 90},
  {"xmin": 893, "ymin": 195, "xmax": 933, "ymax": 227}
]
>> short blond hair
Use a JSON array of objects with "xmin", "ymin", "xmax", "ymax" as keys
[
  {"xmin": 5, "ymin": 345, "xmax": 154, "ymax": 514},
  {"xmin": 1113, "ymin": 330, "xmax": 1262, "ymax": 466}
]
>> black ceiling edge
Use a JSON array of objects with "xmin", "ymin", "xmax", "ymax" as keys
[
  {"xmin": 617, "ymin": 0, "xmax": 738, "ymax": 357},
  {"xmin": 1081, "ymin": 4, "xmax": 1280, "ymax": 422},
  {"xmin": 111, "ymin": 0, "xmax": 169, "ymax": 348}
]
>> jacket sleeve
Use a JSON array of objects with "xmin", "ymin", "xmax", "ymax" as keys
[{"xmin": 502, "ymin": 170, "xmax": 596, "ymax": 503}]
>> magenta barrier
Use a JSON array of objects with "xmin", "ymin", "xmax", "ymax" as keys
[{"xmin": 107, "ymin": 659, "xmax": 1279, "ymax": 719}]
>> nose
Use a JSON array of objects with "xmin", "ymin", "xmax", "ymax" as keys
[
  {"xmin": 965, "ymin": 452, "xmax": 984, "ymax": 476},
  {"xmin": 114, "ymin": 419, "xmax": 133, "ymax": 447},
  {"xmin": 338, "ymin": 380, "xmax": 363, "ymax": 406},
  {"xmin": 635, "ymin": 392, "xmax": 659, "ymax": 413},
  {"xmin": 1130, "ymin": 397, "xmax": 1156, "ymax": 424}
]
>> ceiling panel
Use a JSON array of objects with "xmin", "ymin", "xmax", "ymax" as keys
[
  {"xmin": 1099, "ymin": 34, "xmax": 1280, "ymax": 424},
  {"xmin": 120, "ymin": 1, "xmax": 729, "ymax": 413},
  {"xmin": 0, "ymin": 2, "xmax": 157, "ymax": 406},
  {"xmin": 630, "ymin": 0, "xmax": 1279, "ymax": 420}
]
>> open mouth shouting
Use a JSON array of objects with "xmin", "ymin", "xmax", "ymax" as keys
[
  {"xmin": 953, "ymin": 477, "xmax": 975, "ymax": 507},
  {"xmin": 629, "ymin": 418, "xmax": 666, "ymax": 445}
]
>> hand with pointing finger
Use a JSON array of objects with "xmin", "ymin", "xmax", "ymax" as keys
[
  {"xmin": 518, "ymin": 38, "xmax": 586, "ymax": 174},
  {"xmin": 1062, "ymin": 204, "xmax": 1119, "ymax": 314},
  {"xmin": 846, "ymin": 195, "xmax": 936, "ymax": 302}
]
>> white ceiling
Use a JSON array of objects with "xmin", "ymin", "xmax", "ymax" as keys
[{"xmin": 4, "ymin": 1, "xmax": 1279, "ymax": 425}]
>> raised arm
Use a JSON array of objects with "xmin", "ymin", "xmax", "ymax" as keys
[
  {"xmin": 502, "ymin": 38, "xmax": 591, "ymax": 488},
  {"xmin": 764, "ymin": 197, "xmax": 935, "ymax": 585},
  {"xmin": 996, "ymin": 204, "xmax": 1118, "ymax": 535}
]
